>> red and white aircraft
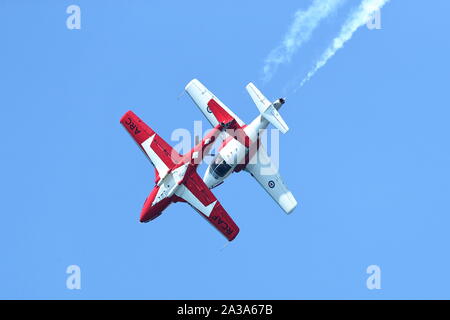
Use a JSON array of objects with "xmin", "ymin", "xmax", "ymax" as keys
[
  {"xmin": 120, "ymin": 109, "xmax": 241, "ymax": 241},
  {"xmin": 185, "ymin": 79, "xmax": 298, "ymax": 214}
]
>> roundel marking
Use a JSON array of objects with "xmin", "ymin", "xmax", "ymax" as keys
[
  {"xmin": 206, "ymin": 106, "xmax": 212, "ymax": 113},
  {"xmin": 268, "ymin": 180, "xmax": 275, "ymax": 188}
]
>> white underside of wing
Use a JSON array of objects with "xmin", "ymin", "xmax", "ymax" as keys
[
  {"xmin": 185, "ymin": 79, "xmax": 245, "ymax": 127},
  {"xmin": 245, "ymin": 143, "xmax": 297, "ymax": 214},
  {"xmin": 175, "ymin": 184, "xmax": 217, "ymax": 217},
  {"xmin": 141, "ymin": 134, "xmax": 169, "ymax": 177}
]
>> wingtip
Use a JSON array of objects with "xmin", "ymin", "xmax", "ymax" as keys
[
  {"xmin": 227, "ymin": 228, "xmax": 240, "ymax": 241},
  {"xmin": 281, "ymin": 192, "xmax": 298, "ymax": 214},
  {"xmin": 245, "ymin": 82, "xmax": 255, "ymax": 90},
  {"xmin": 284, "ymin": 203, "xmax": 297, "ymax": 215},
  {"xmin": 120, "ymin": 110, "xmax": 134, "ymax": 124},
  {"xmin": 185, "ymin": 78, "xmax": 200, "ymax": 91}
]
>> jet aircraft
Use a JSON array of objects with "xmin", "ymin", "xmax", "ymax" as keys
[
  {"xmin": 185, "ymin": 79, "xmax": 297, "ymax": 214},
  {"xmin": 120, "ymin": 108, "xmax": 241, "ymax": 240}
]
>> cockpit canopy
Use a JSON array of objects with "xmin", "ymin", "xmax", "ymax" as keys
[{"xmin": 209, "ymin": 155, "xmax": 232, "ymax": 179}]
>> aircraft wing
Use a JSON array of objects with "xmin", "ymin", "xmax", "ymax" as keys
[
  {"xmin": 185, "ymin": 79, "xmax": 245, "ymax": 127},
  {"xmin": 175, "ymin": 170, "xmax": 239, "ymax": 241},
  {"xmin": 120, "ymin": 110, "xmax": 182, "ymax": 179},
  {"xmin": 245, "ymin": 143, "xmax": 297, "ymax": 214}
]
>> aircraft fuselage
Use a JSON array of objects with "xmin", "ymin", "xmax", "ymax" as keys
[
  {"xmin": 203, "ymin": 114, "xmax": 270, "ymax": 188},
  {"xmin": 140, "ymin": 126, "xmax": 221, "ymax": 222}
]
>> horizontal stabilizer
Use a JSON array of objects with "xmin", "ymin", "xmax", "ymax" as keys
[
  {"xmin": 246, "ymin": 83, "xmax": 289, "ymax": 134},
  {"xmin": 261, "ymin": 105, "xmax": 289, "ymax": 134}
]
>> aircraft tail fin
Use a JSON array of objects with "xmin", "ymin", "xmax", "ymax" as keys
[{"xmin": 245, "ymin": 83, "xmax": 289, "ymax": 134}]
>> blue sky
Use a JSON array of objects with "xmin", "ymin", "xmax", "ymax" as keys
[{"xmin": 1, "ymin": 0, "xmax": 450, "ymax": 299}]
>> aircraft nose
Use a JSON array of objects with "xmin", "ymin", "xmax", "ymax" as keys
[
  {"xmin": 139, "ymin": 187, "xmax": 159, "ymax": 222},
  {"xmin": 140, "ymin": 197, "xmax": 152, "ymax": 222}
]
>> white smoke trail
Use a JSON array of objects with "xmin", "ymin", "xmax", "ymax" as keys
[
  {"xmin": 300, "ymin": 0, "xmax": 390, "ymax": 87},
  {"xmin": 262, "ymin": 0, "xmax": 344, "ymax": 82}
]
